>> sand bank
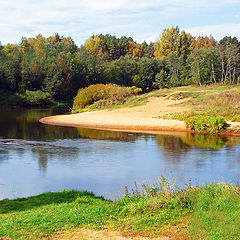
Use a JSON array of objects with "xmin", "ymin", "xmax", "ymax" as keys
[
  {"xmin": 39, "ymin": 96, "xmax": 240, "ymax": 134},
  {"xmin": 40, "ymin": 97, "xmax": 191, "ymax": 133}
]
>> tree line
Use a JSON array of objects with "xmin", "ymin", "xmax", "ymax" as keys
[{"xmin": 0, "ymin": 26, "xmax": 239, "ymax": 101}]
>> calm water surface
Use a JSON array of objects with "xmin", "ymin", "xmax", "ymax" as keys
[{"xmin": 1, "ymin": 107, "xmax": 240, "ymax": 200}]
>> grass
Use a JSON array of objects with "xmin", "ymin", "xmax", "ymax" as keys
[
  {"xmin": 1, "ymin": 180, "xmax": 240, "ymax": 239},
  {"xmin": 191, "ymin": 88, "xmax": 240, "ymax": 122},
  {"xmin": 73, "ymin": 84, "xmax": 240, "ymax": 113},
  {"xmin": 72, "ymin": 85, "xmax": 177, "ymax": 113},
  {"xmin": 164, "ymin": 86, "xmax": 240, "ymax": 123},
  {"xmin": 150, "ymin": 85, "xmax": 240, "ymax": 133}
]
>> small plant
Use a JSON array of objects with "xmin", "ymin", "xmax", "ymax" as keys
[{"xmin": 185, "ymin": 115, "xmax": 228, "ymax": 134}]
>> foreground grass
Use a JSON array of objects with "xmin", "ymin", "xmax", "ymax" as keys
[{"xmin": 1, "ymin": 182, "xmax": 240, "ymax": 239}]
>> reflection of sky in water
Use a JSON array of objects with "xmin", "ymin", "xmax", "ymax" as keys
[
  {"xmin": 0, "ymin": 108, "xmax": 240, "ymax": 200},
  {"xmin": 1, "ymin": 136, "xmax": 240, "ymax": 200}
]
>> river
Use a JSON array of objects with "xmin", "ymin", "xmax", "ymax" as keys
[{"xmin": 0, "ymin": 106, "xmax": 240, "ymax": 200}]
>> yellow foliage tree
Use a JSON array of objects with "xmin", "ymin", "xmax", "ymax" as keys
[
  {"xmin": 154, "ymin": 26, "xmax": 180, "ymax": 59},
  {"xmin": 2, "ymin": 44, "xmax": 17, "ymax": 56},
  {"xmin": 191, "ymin": 35, "xmax": 216, "ymax": 49},
  {"xmin": 128, "ymin": 41, "xmax": 144, "ymax": 57},
  {"xmin": 85, "ymin": 36, "xmax": 106, "ymax": 58}
]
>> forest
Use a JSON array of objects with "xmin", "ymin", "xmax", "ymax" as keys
[{"xmin": 0, "ymin": 26, "xmax": 239, "ymax": 104}]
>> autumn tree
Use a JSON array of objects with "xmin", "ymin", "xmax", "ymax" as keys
[
  {"xmin": 85, "ymin": 35, "xmax": 107, "ymax": 62},
  {"xmin": 154, "ymin": 26, "xmax": 180, "ymax": 59},
  {"xmin": 128, "ymin": 41, "xmax": 144, "ymax": 57},
  {"xmin": 154, "ymin": 27, "xmax": 193, "ymax": 61},
  {"xmin": 191, "ymin": 35, "xmax": 216, "ymax": 49}
]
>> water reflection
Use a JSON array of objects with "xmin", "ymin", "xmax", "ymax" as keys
[{"xmin": 1, "ymin": 107, "xmax": 240, "ymax": 200}]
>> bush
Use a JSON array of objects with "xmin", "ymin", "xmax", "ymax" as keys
[
  {"xmin": 73, "ymin": 84, "xmax": 142, "ymax": 110},
  {"xmin": 20, "ymin": 90, "xmax": 52, "ymax": 106},
  {"xmin": 185, "ymin": 115, "xmax": 228, "ymax": 134}
]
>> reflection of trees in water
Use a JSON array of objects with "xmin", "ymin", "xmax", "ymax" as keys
[
  {"xmin": 0, "ymin": 108, "xmax": 143, "ymax": 142},
  {"xmin": 38, "ymin": 149, "xmax": 48, "ymax": 173},
  {"xmin": 31, "ymin": 143, "xmax": 80, "ymax": 173},
  {"xmin": 154, "ymin": 133, "xmax": 239, "ymax": 164},
  {"xmin": 155, "ymin": 133, "xmax": 240, "ymax": 152},
  {"xmin": 155, "ymin": 135, "xmax": 188, "ymax": 152},
  {"xmin": 76, "ymin": 128, "xmax": 141, "ymax": 142},
  {"xmin": 0, "ymin": 107, "xmax": 79, "ymax": 140},
  {"xmin": 0, "ymin": 150, "xmax": 9, "ymax": 164},
  {"xmin": 181, "ymin": 134, "xmax": 229, "ymax": 149}
]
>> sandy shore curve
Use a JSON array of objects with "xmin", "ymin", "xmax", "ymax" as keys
[
  {"xmin": 39, "ymin": 96, "xmax": 240, "ymax": 135},
  {"xmin": 39, "ymin": 110, "xmax": 188, "ymax": 132},
  {"xmin": 40, "ymin": 97, "xmax": 191, "ymax": 133}
]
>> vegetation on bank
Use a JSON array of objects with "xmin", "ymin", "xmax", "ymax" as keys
[
  {"xmin": 0, "ymin": 27, "xmax": 239, "ymax": 106},
  {"xmin": 0, "ymin": 89, "xmax": 69, "ymax": 107},
  {"xmin": 72, "ymin": 84, "xmax": 142, "ymax": 112},
  {"xmin": 0, "ymin": 180, "xmax": 240, "ymax": 239},
  {"xmin": 185, "ymin": 115, "xmax": 228, "ymax": 134},
  {"xmin": 157, "ymin": 85, "xmax": 240, "ymax": 133},
  {"xmin": 71, "ymin": 83, "xmax": 240, "ymax": 134}
]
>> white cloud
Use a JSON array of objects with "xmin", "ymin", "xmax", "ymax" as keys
[
  {"xmin": 186, "ymin": 24, "xmax": 240, "ymax": 40},
  {"xmin": 0, "ymin": 0, "xmax": 239, "ymax": 45}
]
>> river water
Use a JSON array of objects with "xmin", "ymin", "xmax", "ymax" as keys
[{"xmin": 0, "ymin": 106, "xmax": 240, "ymax": 200}]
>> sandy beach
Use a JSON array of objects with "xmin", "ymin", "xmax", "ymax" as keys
[
  {"xmin": 40, "ymin": 97, "xmax": 192, "ymax": 133},
  {"xmin": 40, "ymin": 95, "xmax": 240, "ymax": 134}
]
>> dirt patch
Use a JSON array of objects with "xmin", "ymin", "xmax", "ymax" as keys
[{"xmin": 46, "ymin": 228, "xmax": 170, "ymax": 240}]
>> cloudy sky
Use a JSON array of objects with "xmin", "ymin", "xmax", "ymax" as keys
[{"xmin": 0, "ymin": 0, "xmax": 240, "ymax": 46}]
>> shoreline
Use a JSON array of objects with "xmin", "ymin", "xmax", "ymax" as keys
[
  {"xmin": 39, "ymin": 110, "xmax": 190, "ymax": 135},
  {"xmin": 40, "ymin": 96, "xmax": 191, "ymax": 134},
  {"xmin": 39, "ymin": 112, "xmax": 240, "ymax": 136},
  {"xmin": 39, "ymin": 95, "xmax": 240, "ymax": 136}
]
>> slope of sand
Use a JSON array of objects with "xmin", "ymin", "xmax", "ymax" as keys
[{"xmin": 40, "ymin": 97, "xmax": 191, "ymax": 133}]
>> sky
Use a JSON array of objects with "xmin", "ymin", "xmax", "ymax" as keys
[{"xmin": 0, "ymin": 0, "xmax": 240, "ymax": 46}]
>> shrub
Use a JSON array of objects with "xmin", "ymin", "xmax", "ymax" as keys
[
  {"xmin": 20, "ymin": 90, "xmax": 52, "ymax": 106},
  {"xmin": 185, "ymin": 115, "xmax": 228, "ymax": 134},
  {"xmin": 73, "ymin": 84, "xmax": 142, "ymax": 110}
]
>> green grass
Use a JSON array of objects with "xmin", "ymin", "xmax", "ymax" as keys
[
  {"xmin": 191, "ymin": 183, "xmax": 240, "ymax": 240},
  {"xmin": 1, "ymin": 181, "xmax": 240, "ymax": 239},
  {"xmin": 185, "ymin": 115, "xmax": 228, "ymax": 134}
]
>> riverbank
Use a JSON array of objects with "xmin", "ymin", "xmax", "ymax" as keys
[
  {"xmin": 0, "ymin": 89, "xmax": 71, "ymax": 108},
  {"xmin": 1, "ymin": 182, "xmax": 240, "ymax": 240},
  {"xmin": 40, "ymin": 94, "xmax": 191, "ymax": 133},
  {"xmin": 40, "ymin": 86, "xmax": 240, "ymax": 134}
]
